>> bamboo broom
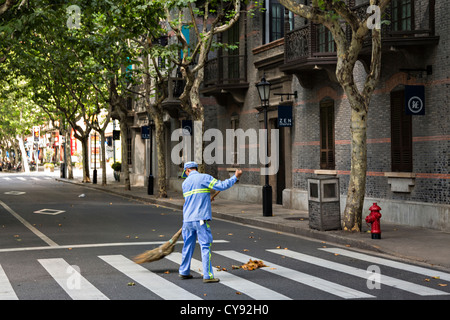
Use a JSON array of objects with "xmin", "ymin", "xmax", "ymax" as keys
[
  {"xmin": 133, "ymin": 227, "xmax": 182, "ymax": 264},
  {"xmin": 133, "ymin": 191, "xmax": 221, "ymax": 264}
]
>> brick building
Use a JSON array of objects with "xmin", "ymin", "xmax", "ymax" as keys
[{"xmin": 131, "ymin": 0, "xmax": 449, "ymax": 231}]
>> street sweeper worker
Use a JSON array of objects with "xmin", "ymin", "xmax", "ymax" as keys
[{"xmin": 179, "ymin": 161, "xmax": 242, "ymax": 283}]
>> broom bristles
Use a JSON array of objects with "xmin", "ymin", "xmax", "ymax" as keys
[{"xmin": 133, "ymin": 228, "xmax": 182, "ymax": 264}]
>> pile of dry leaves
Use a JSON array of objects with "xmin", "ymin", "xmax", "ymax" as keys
[{"xmin": 236, "ymin": 259, "xmax": 267, "ymax": 271}]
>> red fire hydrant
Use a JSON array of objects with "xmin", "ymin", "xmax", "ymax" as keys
[{"xmin": 365, "ymin": 203, "xmax": 382, "ymax": 239}]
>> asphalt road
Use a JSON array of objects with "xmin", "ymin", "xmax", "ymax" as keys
[{"xmin": 1, "ymin": 172, "xmax": 449, "ymax": 307}]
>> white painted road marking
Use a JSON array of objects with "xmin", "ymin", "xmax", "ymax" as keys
[
  {"xmin": 0, "ymin": 240, "xmax": 229, "ymax": 253},
  {"xmin": 166, "ymin": 252, "xmax": 291, "ymax": 300},
  {"xmin": 268, "ymin": 249, "xmax": 449, "ymax": 296},
  {"xmin": 0, "ymin": 265, "xmax": 18, "ymax": 300},
  {"xmin": 99, "ymin": 255, "xmax": 202, "ymax": 300},
  {"xmin": 38, "ymin": 258, "xmax": 108, "ymax": 300},
  {"xmin": 0, "ymin": 200, "xmax": 58, "ymax": 247},
  {"xmin": 216, "ymin": 250, "xmax": 374, "ymax": 299},
  {"xmin": 320, "ymin": 247, "xmax": 450, "ymax": 282}
]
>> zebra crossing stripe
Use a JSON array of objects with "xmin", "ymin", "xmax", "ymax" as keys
[
  {"xmin": 216, "ymin": 250, "xmax": 374, "ymax": 299},
  {"xmin": 166, "ymin": 252, "xmax": 291, "ymax": 300},
  {"xmin": 320, "ymin": 247, "xmax": 450, "ymax": 282},
  {"xmin": 268, "ymin": 249, "xmax": 449, "ymax": 296},
  {"xmin": 38, "ymin": 258, "xmax": 108, "ymax": 300},
  {"xmin": 0, "ymin": 265, "xmax": 18, "ymax": 300},
  {"xmin": 99, "ymin": 255, "xmax": 202, "ymax": 300}
]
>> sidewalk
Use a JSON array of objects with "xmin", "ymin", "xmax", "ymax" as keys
[{"xmin": 56, "ymin": 172, "xmax": 450, "ymax": 272}]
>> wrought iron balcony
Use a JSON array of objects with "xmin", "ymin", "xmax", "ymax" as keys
[
  {"xmin": 282, "ymin": 24, "xmax": 337, "ymax": 71},
  {"xmin": 202, "ymin": 54, "xmax": 248, "ymax": 96},
  {"xmin": 281, "ymin": 0, "xmax": 438, "ymax": 76},
  {"xmin": 354, "ymin": 0, "xmax": 439, "ymax": 49},
  {"xmin": 161, "ymin": 76, "xmax": 185, "ymax": 118}
]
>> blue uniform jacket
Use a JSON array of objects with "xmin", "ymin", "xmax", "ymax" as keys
[{"xmin": 182, "ymin": 171, "xmax": 237, "ymax": 222}]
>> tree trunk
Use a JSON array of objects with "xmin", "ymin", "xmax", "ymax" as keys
[
  {"xmin": 17, "ymin": 135, "xmax": 29, "ymax": 173},
  {"xmin": 342, "ymin": 106, "xmax": 368, "ymax": 232},
  {"xmin": 65, "ymin": 130, "xmax": 73, "ymax": 179},
  {"xmin": 154, "ymin": 115, "xmax": 167, "ymax": 198},
  {"xmin": 100, "ymin": 130, "xmax": 107, "ymax": 186},
  {"xmin": 186, "ymin": 65, "xmax": 206, "ymax": 172},
  {"xmin": 119, "ymin": 119, "xmax": 130, "ymax": 190},
  {"xmin": 81, "ymin": 135, "xmax": 90, "ymax": 183}
]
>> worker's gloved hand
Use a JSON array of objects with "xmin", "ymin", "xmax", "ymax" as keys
[{"xmin": 235, "ymin": 169, "xmax": 243, "ymax": 179}]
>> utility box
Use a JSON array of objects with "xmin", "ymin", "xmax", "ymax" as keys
[{"xmin": 308, "ymin": 176, "xmax": 341, "ymax": 231}]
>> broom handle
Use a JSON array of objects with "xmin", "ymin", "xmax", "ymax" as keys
[{"xmin": 211, "ymin": 191, "xmax": 220, "ymax": 201}]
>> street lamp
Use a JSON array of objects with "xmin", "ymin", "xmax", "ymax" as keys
[
  {"xmin": 93, "ymin": 115, "xmax": 98, "ymax": 184},
  {"xmin": 147, "ymin": 121, "xmax": 154, "ymax": 195},
  {"xmin": 256, "ymin": 75, "xmax": 272, "ymax": 217}
]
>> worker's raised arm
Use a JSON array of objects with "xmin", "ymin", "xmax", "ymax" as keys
[{"xmin": 207, "ymin": 169, "xmax": 242, "ymax": 191}]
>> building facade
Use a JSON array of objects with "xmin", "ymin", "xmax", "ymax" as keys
[{"xmin": 130, "ymin": 0, "xmax": 449, "ymax": 232}]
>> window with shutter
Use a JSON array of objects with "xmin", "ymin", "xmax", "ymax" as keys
[
  {"xmin": 320, "ymin": 100, "xmax": 335, "ymax": 169},
  {"xmin": 391, "ymin": 89, "xmax": 412, "ymax": 172}
]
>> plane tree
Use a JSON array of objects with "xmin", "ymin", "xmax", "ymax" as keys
[{"xmin": 279, "ymin": 0, "xmax": 391, "ymax": 232}]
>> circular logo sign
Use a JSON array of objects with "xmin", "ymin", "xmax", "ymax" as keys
[
  {"xmin": 182, "ymin": 126, "xmax": 192, "ymax": 135},
  {"xmin": 407, "ymin": 96, "xmax": 424, "ymax": 114}
]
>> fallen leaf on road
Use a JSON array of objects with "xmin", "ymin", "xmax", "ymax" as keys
[
  {"xmin": 438, "ymin": 284, "xmax": 447, "ymax": 287},
  {"xmin": 241, "ymin": 259, "xmax": 267, "ymax": 271},
  {"xmin": 127, "ymin": 282, "xmax": 135, "ymax": 286}
]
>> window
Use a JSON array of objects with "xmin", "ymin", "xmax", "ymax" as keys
[
  {"xmin": 392, "ymin": 0, "xmax": 413, "ymax": 31},
  {"xmin": 391, "ymin": 89, "xmax": 412, "ymax": 172},
  {"xmin": 320, "ymin": 100, "xmax": 335, "ymax": 170},
  {"xmin": 227, "ymin": 21, "xmax": 240, "ymax": 81},
  {"xmin": 317, "ymin": 25, "xmax": 335, "ymax": 53},
  {"xmin": 264, "ymin": 0, "xmax": 294, "ymax": 44}
]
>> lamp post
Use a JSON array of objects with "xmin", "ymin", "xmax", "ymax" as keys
[
  {"xmin": 256, "ymin": 75, "xmax": 272, "ymax": 217},
  {"xmin": 93, "ymin": 115, "xmax": 98, "ymax": 184},
  {"xmin": 147, "ymin": 121, "xmax": 154, "ymax": 195}
]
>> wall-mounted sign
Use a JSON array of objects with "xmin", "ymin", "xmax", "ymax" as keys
[
  {"xmin": 182, "ymin": 120, "xmax": 193, "ymax": 135},
  {"xmin": 278, "ymin": 105, "xmax": 293, "ymax": 127},
  {"xmin": 141, "ymin": 126, "xmax": 150, "ymax": 139},
  {"xmin": 113, "ymin": 130, "xmax": 121, "ymax": 140},
  {"xmin": 405, "ymin": 85, "xmax": 425, "ymax": 115}
]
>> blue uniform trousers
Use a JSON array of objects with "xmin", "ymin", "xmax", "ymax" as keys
[{"xmin": 179, "ymin": 220, "xmax": 214, "ymax": 279}]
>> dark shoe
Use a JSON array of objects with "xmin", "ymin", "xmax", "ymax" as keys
[
  {"xmin": 179, "ymin": 274, "xmax": 193, "ymax": 280},
  {"xmin": 203, "ymin": 278, "xmax": 220, "ymax": 283}
]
